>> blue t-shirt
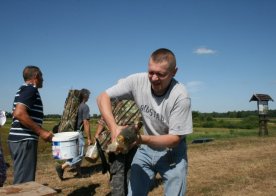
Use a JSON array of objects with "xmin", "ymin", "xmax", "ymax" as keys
[{"xmin": 8, "ymin": 83, "xmax": 44, "ymax": 142}]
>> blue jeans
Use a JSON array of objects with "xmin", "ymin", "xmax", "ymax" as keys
[
  {"xmin": 128, "ymin": 139, "xmax": 188, "ymax": 196},
  {"xmin": 66, "ymin": 132, "xmax": 85, "ymax": 167}
]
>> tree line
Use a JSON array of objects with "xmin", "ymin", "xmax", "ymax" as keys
[
  {"xmin": 4, "ymin": 112, "xmax": 101, "ymax": 119},
  {"xmin": 192, "ymin": 109, "xmax": 276, "ymax": 119},
  {"xmin": 192, "ymin": 109, "xmax": 276, "ymax": 129},
  {"xmin": 4, "ymin": 109, "xmax": 276, "ymax": 119}
]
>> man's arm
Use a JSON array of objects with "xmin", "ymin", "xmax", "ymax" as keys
[
  {"xmin": 97, "ymin": 92, "xmax": 121, "ymax": 140},
  {"xmin": 138, "ymin": 134, "xmax": 182, "ymax": 148},
  {"xmin": 83, "ymin": 119, "xmax": 92, "ymax": 145},
  {"xmin": 94, "ymin": 118, "xmax": 105, "ymax": 139},
  {"xmin": 13, "ymin": 104, "xmax": 53, "ymax": 142}
]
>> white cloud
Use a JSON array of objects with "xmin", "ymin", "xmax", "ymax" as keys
[
  {"xmin": 194, "ymin": 47, "xmax": 216, "ymax": 55},
  {"xmin": 187, "ymin": 81, "xmax": 203, "ymax": 93}
]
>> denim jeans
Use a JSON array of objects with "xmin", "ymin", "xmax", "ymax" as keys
[
  {"xmin": 66, "ymin": 132, "xmax": 85, "ymax": 167},
  {"xmin": 128, "ymin": 139, "xmax": 188, "ymax": 196}
]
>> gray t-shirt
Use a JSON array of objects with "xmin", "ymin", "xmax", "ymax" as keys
[
  {"xmin": 106, "ymin": 73, "xmax": 193, "ymax": 137},
  {"xmin": 77, "ymin": 102, "xmax": 90, "ymax": 130}
]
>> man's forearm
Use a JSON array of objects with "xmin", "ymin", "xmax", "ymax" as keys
[
  {"xmin": 95, "ymin": 121, "xmax": 105, "ymax": 138},
  {"xmin": 97, "ymin": 92, "xmax": 117, "ymax": 132},
  {"xmin": 140, "ymin": 134, "xmax": 182, "ymax": 148},
  {"xmin": 83, "ymin": 120, "xmax": 91, "ymax": 139}
]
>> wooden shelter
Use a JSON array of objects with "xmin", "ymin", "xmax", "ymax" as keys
[{"xmin": 249, "ymin": 93, "xmax": 274, "ymax": 136}]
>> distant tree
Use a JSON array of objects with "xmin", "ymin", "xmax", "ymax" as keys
[
  {"xmin": 45, "ymin": 114, "xmax": 61, "ymax": 118},
  {"xmin": 192, "ymin": 111, "xmax": 200, "ymax": 119},
  {"xmin": 92, "ymin": 113, "xmax": 100, "ymax": 118},
  {"xmin": 6, "ymin": 112, "xmax": 12, "ymax": 118}
]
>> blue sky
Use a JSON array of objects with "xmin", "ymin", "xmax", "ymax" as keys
[{"xmin": 1, "ymin": 0, "xmax": 276, "ymax": 115}]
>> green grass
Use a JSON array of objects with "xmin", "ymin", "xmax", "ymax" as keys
[{"xmin": 187, "ymin": 122, "xmax": 276, "ymax": 142}]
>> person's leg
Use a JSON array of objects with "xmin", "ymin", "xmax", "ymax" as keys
[
  {"xmin": 55, "ymin": 164, "xmax": 65, "ymax": 180},
  {"xmin": 125, "ymin": 147, "xmax": 137, "ymax": 195},
  {"xmin": 157, "ymin": 140, "xmax": 188, "ymax": 196},
  {"xmin": 128, "ymin": 145, "xmax": 155, "ymax": 196},
  {"xmin": 162, "ymin": 158, "xmax": 187, "ymax": 196},
  {"xmin": 109, "ymin": 153, "xmax": 125, "ymax": 196},
  {"xmin": 9, "ymin": 140, "xmax": 38, "ymax": 184},
  {"xmin": 0, "ymin": 152, "xmax": 7, "ymax": 187},
  {"xmin": 69, "ymin": 132, "xmax": 85, "ymax": 176},
  {"xmin": 65, "ymin": 155, "xmax": 82, "ymax": 168}
]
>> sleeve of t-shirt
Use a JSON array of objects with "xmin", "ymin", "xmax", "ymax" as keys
[
  {"xmin": 106, "ymin": 74, "xmax": 138, "ymax": 100},
  {"xmin": 82, "ymin": 104, "xmax": 90, "ymax": 120},
  {"xmin": 169, "ymin": 97, "xmax": 193, "ymax": 136},
  {"xmin": 17, "ymin": 86, "xmax": 37, "ymax": 109}
]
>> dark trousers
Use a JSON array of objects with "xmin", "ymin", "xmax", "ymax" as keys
[
  {"xmin": 109, "ymin": 147, "xmax": 137, "ymax": 196},
  {"xmin": 8, "ymin": 140, "xmax": 38, "ymax": 184},
  {"xmin": 0, "ymin": 152, "xmax": 7, "ymax": 186}
]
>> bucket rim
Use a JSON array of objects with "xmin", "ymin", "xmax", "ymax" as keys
[{"xmin": 52, "ymin": 131, "xmax": 79, "ymax": 142}]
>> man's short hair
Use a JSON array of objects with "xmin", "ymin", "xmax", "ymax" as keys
[
  {"xmin": 151, "ymin": 48, "xmax": 176, "ymax": 70},
  {"xmin": 80, "ymin": 88, "xmax": 91, "ymax": 101},
  {"xmin": 23, "ymin": 65, "xmax": 41, "ymax": 81}
]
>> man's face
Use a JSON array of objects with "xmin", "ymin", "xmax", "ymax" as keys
[
  {"xmin": 35, "ymin": 72, "xmax": 44, "ymax": 88},
  {"xmin": 148, "ymin": 58, "xmax": 176, "ymax": 96}
]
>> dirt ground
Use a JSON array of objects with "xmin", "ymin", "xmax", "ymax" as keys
[{"xmin": 3, "ymin": 136, "xmax": 276, "ymax": 196}]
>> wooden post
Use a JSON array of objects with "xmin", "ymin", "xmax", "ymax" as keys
[{"xmin": 259, "ymin": 115, "xmax": 268, "ymax": 136}]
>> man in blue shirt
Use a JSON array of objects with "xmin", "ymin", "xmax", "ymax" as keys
[{"xmin": 8, "ymin": 65, "xmax": 53, "ymax": 184}]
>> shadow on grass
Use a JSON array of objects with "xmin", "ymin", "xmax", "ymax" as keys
[
  {"xmin": 67, "ymin": 184, "xmax": 100, "ymax": 196},
  {"xmin": 54, "ymin": 163, "xmax": 111, "ymax": 195},
  {"xmin": 62, "ymin": 163, "xmax": 107, "ymax": 181},
  {"xmin": 81, "ymin": 163, "xmax": 106, "ymax": 175}
]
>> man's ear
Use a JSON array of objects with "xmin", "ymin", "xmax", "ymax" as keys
[
  {"xmin": 172, "ymin": 67, "xmax": 178, "ymax": 77},
  {"xmin": 34, "ymin": 72, "xmax": 39, "ymax": 79},
  {"xmin": 35, "ymin": 72, "xmax": 41, "ymax": 79}
]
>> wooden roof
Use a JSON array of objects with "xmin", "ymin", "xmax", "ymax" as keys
[{"xmin": 249, "ymin": 94, "xmax": 274, "ymax": 102}]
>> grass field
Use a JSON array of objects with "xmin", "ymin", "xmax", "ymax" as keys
[{"xmin": 1, "ymin": 118, "xmax": 276, "ymax": 195}]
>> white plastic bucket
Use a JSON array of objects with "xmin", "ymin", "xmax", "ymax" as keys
[
  {"xmin": 52, "ymin": 132, "xmax": 79, "ymax": 160},
  {"xmin": 0, "ymin": 110, "xmax": 6, "ymax": 126}
]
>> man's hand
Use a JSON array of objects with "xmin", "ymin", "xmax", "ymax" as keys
[
  {"xmin": 111, "ymin": 125, "xmax": 127, "ymax": 141},
  {"xmin": 87, "ymin": 138, "xmax": 92, "ymax": 146},
  {"xmin": 127, "ymin": 131, "xmax": 142, "ymax": 151},
  {"xmin": 40, "ymin": 130, "xmax": 53, "ymax": 142}
]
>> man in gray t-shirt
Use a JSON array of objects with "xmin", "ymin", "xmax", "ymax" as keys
[{"xmin": 97, "ymin": 48, "xmax": 193, "ymax": 196}]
